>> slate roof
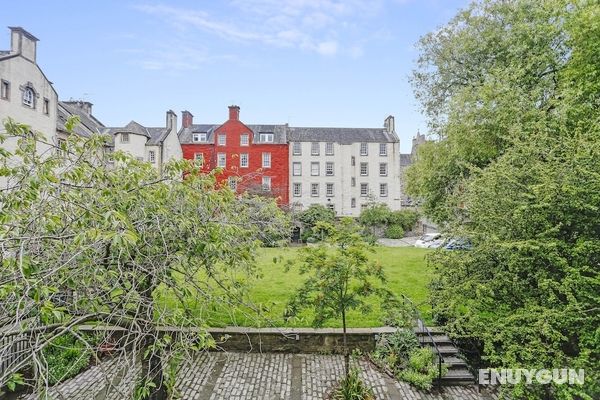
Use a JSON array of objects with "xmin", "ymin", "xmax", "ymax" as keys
[
  {"xmin": 400, "ymin": 154, "xmax": 413, "ymax": 167},
  {"xmin": 102, "ymin": 121, "xmax": 170, "ymax": 146},
  {"xmin": 57, "ymin": 101, "xmax": 105, "ymax": 137},
  {"xmin": 179, "ymin": 123, "xmax": 397, "ymax": 145}
]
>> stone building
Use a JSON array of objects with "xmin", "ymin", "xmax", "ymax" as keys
[
  {"xmin": 288, "ymin": 116, "xmax": 401, "ymax": 216},
  {"xmin": 179, "ymin": 106, "xmax": 290, "ymax": 205}
]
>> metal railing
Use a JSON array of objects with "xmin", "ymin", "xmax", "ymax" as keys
[{"xmin": 400, "ymin": 294, "xmax": 444, "ymax": 388}]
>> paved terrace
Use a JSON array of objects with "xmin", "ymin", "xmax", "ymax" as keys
[{"xmin": 19, "ymin": 352, "xmax": 498, "ymax": 400}]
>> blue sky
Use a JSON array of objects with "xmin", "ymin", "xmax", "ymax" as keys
[{"xmin": 3, "ymin": 0, "xmax": 469, "ymax": 152}]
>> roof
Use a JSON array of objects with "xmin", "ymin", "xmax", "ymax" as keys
[
  {"xmin": 400, "ymin": 154, "xmax": 413, "ymax": 166},
  {"xmin": 103, "ymin": 121, "xmax": 170, "ymax": 146},
  {"xmin": 179, "ymin": 123, "xmax": 397, "ymax": 145},
  {"xmin": 8, "ymin": 27, "xmax": 39, "ymax": 42},
  {"xmin": 57, "ymin": 101, "xmax": 105, "ymax": 137}
]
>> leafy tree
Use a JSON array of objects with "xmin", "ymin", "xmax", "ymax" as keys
[
  {"xmin": 296, "ymin": 204, "xmax": 335, "ymax": 242},
  {"xmin": 0, "ymin": 118, "xmax": 289, "ymax": 399},
  {"xmin": 285, "ymin": 218, "xmax": 390, "ymax": 374},
  {"xmin": 408, "ymin": 0, "xmax": 600, "ymax": 398}
]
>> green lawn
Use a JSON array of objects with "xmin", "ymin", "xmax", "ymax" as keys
[{"xmin": 192, "ymin": 246, "xmax": 434, "ymax": 328}]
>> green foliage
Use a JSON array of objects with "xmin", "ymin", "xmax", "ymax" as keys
[
  {"xmin": 330, "ymin": 367, "xmax": 374, "ymax": 400},
  {"xmin": 398, "ymin": 348, "xmax": 446, "ymax": 391},
  {"xmin": 384, "ymin": 225, "xmax": 404, "ymax": 239},
  {"xmin": 373, "ymin": 329, "xmax": 420, "ymax": 370},
  {"xmin": 297, "ymin": 204, "xmax": 336, "ymax": 242},
  {"xmin": 408, "ymin": 0, "xmax": 600, "ymax": 398},
  {"xmin": 43, "ymin": 334, "xmax": 92, "ymax": 386},
  {"xmin": 5, "ymin": 373, "xmax": 25, "ymax": 392},
  {"xmin": 358, "ymin": 203, "xmax": 391, "ymax": 227}
]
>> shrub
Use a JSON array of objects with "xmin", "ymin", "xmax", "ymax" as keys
[
  {"xmin": 43, "ymin": 333, "xmax": 92, "ymax": 386},
  {"xmin": 358, "ymin": 203, "xmax": 391, "ymax": 227},
  {"xmin": 398, "ymin": 347, "xmax": 447, "ymax": 391},
  {"xmin": 330, "ymin": 368, "xmax": 374, "ymax": 400},
  {"xmin": 298, "ymin": 205, "xmax": 336, "ymax": 242},
  {"xmin": 373, "ymin": 329, "xmax": 420, "ymax": 370},
  {"xmin": 389, "ymin": 210, "xmax": 420, "ymax": 232},
  {"xmin": 384, "ymin": 225, "xmax": 404, "ymax": 239}
]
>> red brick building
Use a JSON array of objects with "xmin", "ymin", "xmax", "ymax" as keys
[{"xmin": 179, "ymin": 106, "xmax": 289, "ymax": 205}]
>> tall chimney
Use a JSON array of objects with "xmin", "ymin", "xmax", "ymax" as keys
[
  {"xmin": 166, "ymin": 110, "xmax": 177, "ymax": 131},
  {"xmin": 384, "ymin": 115, "xmax": 395, "ymax": 134},
  {"xmin": 182, "ymin": 110, "xmax": 193, "ymax": 129},
  {"xmin": 228, "ymin": 105, "xmax": 240, "ymax": 121},
  {"xmin": 9, "ymin": 27, "xmax": 38, "ymax": 63}
]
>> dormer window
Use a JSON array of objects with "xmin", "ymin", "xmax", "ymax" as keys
[
  {"xmin": 259, "ymin": 133, "xmax": 274, "ymax": 143},
  {"xmin": 23, "ymin": 87, "xmax": 34, "ymax": 108},
  {"xmin": 192, "ymin": 133, "xmax": 207, "ymax": 143}
]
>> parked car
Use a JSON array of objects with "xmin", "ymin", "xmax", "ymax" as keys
[
  {"xmin": 414, "ymin": 233, "xmax": 442, "ymax": 248},
  {"xmin": 444, "ymin": 238, "xmax": 472, "ymax": 250}
]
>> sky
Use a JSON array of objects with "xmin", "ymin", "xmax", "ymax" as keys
[{"xmin": 3, "ymin": 0, "xmax": 469, "ymax": 152}]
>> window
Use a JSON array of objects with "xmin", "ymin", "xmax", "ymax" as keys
[
  {"xmin": 293, "ymin": 162, "xmax": 302, "ymax": 176},
  {"xmin": 43, "ymin": 98, "xmax": 49, "ymax": 115},
  {"xmin": 351, "ymin": 156, "xmax": 355, "ymax": 166},
  {"xmin": 292, "ymin": 142, "xmax": 301, "ymax": 155},
  {"xmin": 325, "ymin": 162, "xmax": 334, "ymax": 176},
  {"xmin": 262, "ymin": 176, "xmax": 271, "ymax": 191},
  {"xmin": 217, "ymin": 153, "xmax": 226, "ymax": 167},
  {"xmin": 327, "ymin": 203, "xmax": 334, "ymax": 211},
  {"xmin": 360, "ymin": 162, "xmax": 368, "ymax": 176},
  {"xmin": 262, "ymin": 152, "xmax": 271, "ymax": 168},
  {"xmin": 360, "ymin": 142, "xmax": 368, "ymax": 156},
  {"xmin": 325, "ymin": 142, "xmax": 334, "ymax": 155},
  {"xmin": 360, "ymin": 183, "xmax": 369, "ymax": 197},
  {"xmin": 192, "ymin": 133, "xmax": 207, "ymax": 142},
  {"xmin": 229, "ymin": 177, "xmax": 238, "ymax": 191},
  {"xmin": 293, "ymin": 183, "xmax": 302, "ymax": 197},
  {"xmin": 23, "ymin": 87, "xmax": 34, "ymax": 108},
  {"xmin": 194, "ymin": 153, "xmax": 204, "ymax": 166},
  {"xmin": 380, "ymin": 183, "xmax": 388, "ymax": 197},
  {"xmin": 240, "ymin": 134, "xmax": 249, "ymax": 146},
  {"xmin": 326, "ymin": 183, "xmax": 334, "ymax": 197},
  {"xmin": 240, "ymin": 153, "xmax": 249, "ymax": 168},
  {"xmin": 379, "ymin": 163, "xmax": 388, "ymax": 176},
  {"xmin": 311, "ymin": 162, "xmax": 320, "ymax": 176},
  {"xmin": 379, "ymin": 143, "xmax": 387, "ymax": 156},
  {"xmin": 149, "ymin": 150, "xmax": 156, "ymax": 163},
  {"xmin": 311, "ymin": 183, "xmax": 319, "ymax": 197},
  {"xmin": 260, "ymin": 133, "xmax": 274, "ymax": 142},
  {"xmin": 218, "ymin": 134, "xmax": 226, "ymax": 146},
  {"xmin": 351, "ymin": 198, "xmax": 356, "ymax": 208},
  {"xmin": 0, "ymin": 80, "xmax": 9, "ymax": 100},
  {"xmin": 351, "ymin": 177, "xmax": 356, "ymax": 187},
  {"xmin": 121, "ymin": 133, "xmax": 129, "ymax": 143},
  {"xmin": 311, "ymin": 142, "xmax": 320, "ymax": 155}
]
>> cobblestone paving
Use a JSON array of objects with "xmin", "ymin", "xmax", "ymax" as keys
[{"xmin": 20, "ymin": 352, "xmax": 498, "ymax": 399}]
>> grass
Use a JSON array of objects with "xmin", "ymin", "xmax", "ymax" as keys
[{"xmin": 157, "ymin": 246, "xmax": 433, "ymax": 328}]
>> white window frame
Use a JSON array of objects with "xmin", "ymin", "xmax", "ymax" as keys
[
  {"xmin": 228, "ymin": 177, "xmax": 238, "ymax": 191},
  {"xmin": 380, "ymin": 183, "xmax": 388, "ymax": 197},
  {"xmin": 293, "ymin": 142, "xmax": 302, "ymax": 155},
  {"xmin": 293, "ymin": 162, "xmax": 302, "ymax": 176},
  {"xmin": 240, "ymin": 134, "xmax": 249, "ymax": 146},
  {"xmin": 260, "ymin": 133, "xmax": 274, "ymax": 143},
  {"xmin": 23, "ymin": 87, "xmax": 34, "ymax": 108},
  {"xmin": 262, "ymin": 152, "xmax": 271, "ymax": 168},
  {"xmin": 262, "ymin": 176, "xmax": 271, "ymax": 191},
  {"xmin": 240, "ymin": 153, "xmax": 249, "ymax": 168},
  {"xmin": 379, "ymin": 143, "xmax": 387, "ymax": 156},
  {"xmin": 293, "ymin": 182, "xmax": 302, "ymax": 197},
  {"xmin": 149, "ymin": 150, "xmax": 156, "ymax": 163},
  {"xmin": 311, "ymin": 142, "xmax": 320, "ymax": 156},
  {"xmin": 218, "ymin": 134, "xmax": 226, "ymax": 146},
  {"xmin": 217, "ymin": 153, "xmax": 226, "ymax": 167},
  {"xmin": 121, "ymin": 133, "xmax": 129, "ymax": 143},
  {"xmin": 325, "ymin": 142, "xmax": 334, "ymax": 155},
  {"xmin": 360, "ymin": 183, "xmax": 369, "ymax": 197},
  {"xmin": 194, "ymin": 152, "xmax": 204, "ymax": 166},
  {"xmin": 311, "ymin": 162, "xmax": 320, "ymax": 176},
  {"xmin": 192, "ymin": 133, "xmax": 206, "ymax": 143},
  {"xmin": 325, "ymin": 162, "xmax": 334, "ymax": 176},
  {"xmin": 360, "ymin": 162, "xmax": 368, "ymax": 176},
  {"xmin": 311, "ymin": 183, "xmax": 319, "ymax": 197},
  {"xmin": 326, "ymin": 183, "xmax": 334, "ymax": 197},
  {"xmin": 379, "ymin": 162, "xmax": 388, "ymax": 176},
  {"xmin": 360, "ymin": 142, "xmax": 368, "ymax": 156}
]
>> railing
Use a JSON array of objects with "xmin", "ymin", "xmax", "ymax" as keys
[
  {"xmin": 0, "ymin": 331, "xmax": 31, "ymax": 383},
  {"xmin": 400, "ymin": 294, "xmax": 444, "ymax": 388}
]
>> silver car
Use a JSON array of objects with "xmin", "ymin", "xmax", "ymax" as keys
[{"xmin": 414, "ymin": 233, "xmax": 442, "ymax": 248}]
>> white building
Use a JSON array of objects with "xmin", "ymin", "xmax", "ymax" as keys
[{"xmin": 288, "ymin": 116, "xmax": 401, "ymax": 217}]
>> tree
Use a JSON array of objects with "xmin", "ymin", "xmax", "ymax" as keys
[
  {"xmin": 408, "ymin": 1, "xmax": 600, "ymax": 398},
  {"xmin": 284, "ymin": 218, "xmax": 390, "ymax": 374},
  {"xmin": 296, "ymin": 204, "xmax": 336, "ymax": 242},
  {"xmin": 0, "ymin": 118, "xmax": 289, "ymax": 399}
]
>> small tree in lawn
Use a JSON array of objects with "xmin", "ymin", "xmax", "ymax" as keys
[{"xmin": 285, "ymin": 218, "xmax": 389, "ymax": 375}]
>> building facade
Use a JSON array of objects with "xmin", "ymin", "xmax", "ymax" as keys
[
  {"xmin": 179, "ymin": 106, "xmax": 290, "ymax": 205},
  {"xmin": 288, "ymin": 116, "xmax": 401, "ymax": 216}
]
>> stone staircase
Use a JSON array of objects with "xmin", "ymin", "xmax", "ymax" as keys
[{"xmin": 414, "ymin": 325, "xmax": 475, "ymax": 386}]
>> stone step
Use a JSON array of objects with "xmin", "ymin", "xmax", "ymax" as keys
[
  {"xmin": 442, "ymin": 356, "xmax": 468, "ymax": 367},
  {"xmin": 414, "ymin": 326, "xmax": 445, "ymax": 335},
  {"xmin": 438, "ymin": 368, "xmax": 475, "ymax": 386},
  {"xmin": 430, "ymin": 345, "xmax": 459, "ymax": 356},
  {"xmin": 418, "ymin": 335, "xmax": 451, "ymax": 344}
]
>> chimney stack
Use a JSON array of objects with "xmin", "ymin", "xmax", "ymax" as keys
[
  {"xmin": 64, "ymin": 100, "xmax": 93, "ymax": 116},
  {"xmin": 182, "ymin": 110, "xmax": 193, "ymax": 129},
  {"xmin": 166, "ymin": 110, "xmax": 177, "ymax": 131},
  {"xmin": 9, "ymin": 27, "xmax": 38, "ymax": 63},
  {"xmin": 384, "ymin": 115, "xmax": 395, "ymax": 134},
  {"xmin": 228, "ymin": 105, "xmax": 240, "ymax": 121}
]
